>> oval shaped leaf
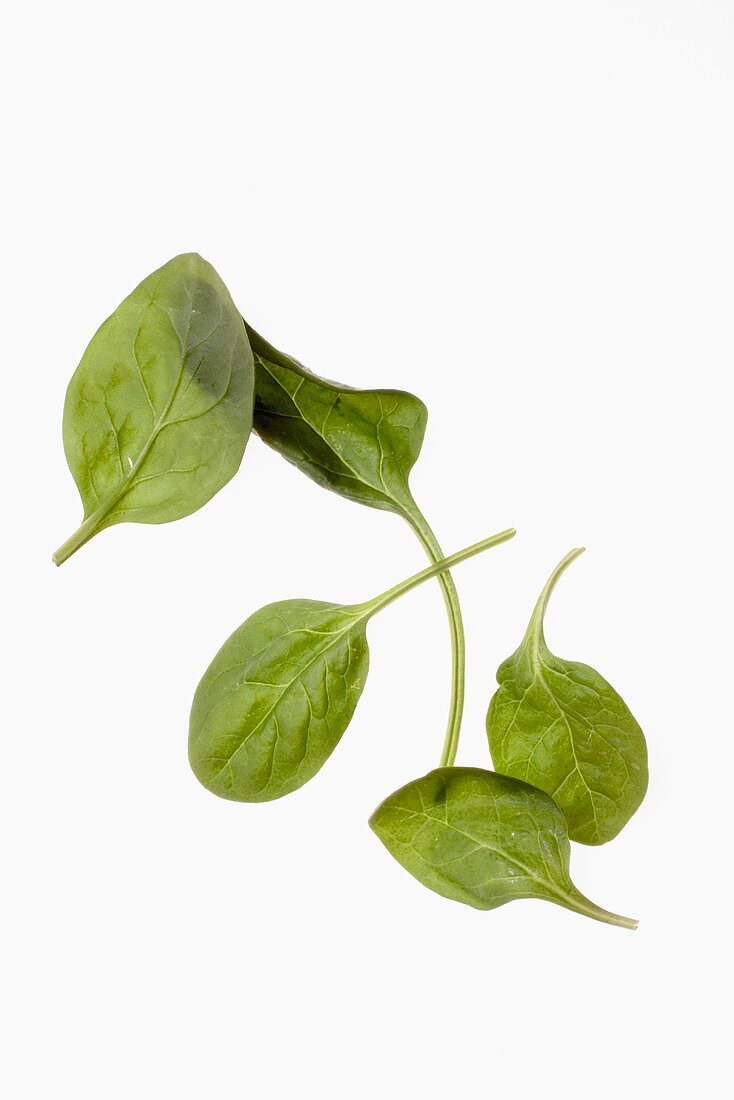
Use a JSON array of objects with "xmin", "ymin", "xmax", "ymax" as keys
[
  {"xmin": 54, "ymin": 253, "xmax": 254, "ymax": 564},
  {"xmin": 248, "ymin": 324, "xmax": 426, "ymax": 516},
  {"xmin": 486, "ymin": 549, "xmax": 648, "ymax": 845},
  {"xmin": 189, "ymin": 530, "xmax": 515, "ymax": 802},
  {"xmin": 370, "ymin": 767, "xmax": 637, "ymax": 928},
  {"xmin": 189, "ymin": 600, "xmax": 370, "ymax": 801}
]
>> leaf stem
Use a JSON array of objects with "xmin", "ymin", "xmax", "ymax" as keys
[
  {"xmin": 527, "ymin": 547, "xmax": 585, "ymax": 649},
  {"xmin": 52, "ymin": 511, "xmax": 106, "ymax": 566},
  {"xmin": 564, "ymin": 892, "xmax": 638, "ymax": 930},
  {"xmin": 366, "ymin": 528, "xmax": 516, "ymax": 620},
  {"xmin": 404, "ymin": 510, "xmax": 466, "ymax": 768}
]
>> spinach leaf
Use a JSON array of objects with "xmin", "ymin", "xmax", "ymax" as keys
[
  {"xmin": 189, "ymin": 529, "xmax": 515, "ymax": 802},
  {"xmin": 248, "ymin": 324, "xmax": 426, "ymax": 516},
  {"xmin": 247, "ymin": 324, "xmax": 466, "ymax": 767},
  {"xmin": 486, "ymin": 549, "xmax": 648, "ymax": 844},
  {"xmin": 370, "ymin": 767, "xmax": 637, "ymax": 928},
  {"xmin": 189, "ymin": 599, "xmax": 370, "ymax": 802},
  {"xmin": 53, "ymin": 254, "xmax": 253, "ymax": 564}
]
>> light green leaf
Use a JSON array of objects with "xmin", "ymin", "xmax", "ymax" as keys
[
  {"xmin": 486, "ymin": 549, "xmax": 648, "ymax": 844},
  {"xmin": 370, "ymin": 767, "xmax": 637, "ymax": 928},
  {"xmin": 54, "ymin": 253, "xmax": 253, "ymax": 564},
  {"xmin": 189, "ymin": 530, "xmax": 515, "ymax": 802},
  {"xmin": 189, "ymin": 600, "xmax": 370, "ymax": 802},
  {"xmin": 248, "ymin": 324, "xmax": 426, "ymax": 515}
]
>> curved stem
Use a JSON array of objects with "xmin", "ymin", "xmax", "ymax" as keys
[
  {"xmin": 404, "ymin": 510, "xmax": 466, "ymax": 768},
  {"xmin": 365, "ymin": 527, "xmax": 515, "ymax": 619},
  {"xmin": 526, "ymin": 547, "xmax": 585, "ymax": 650},
  {"xmin": 563, "ymin": 892, "xmax": 638, "ymax": 931}
]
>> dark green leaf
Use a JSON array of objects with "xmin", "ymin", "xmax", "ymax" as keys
[
  {"xmin": 54, "ymin": 253, "xmax": 253, "ymax": 564},
  {"xmin": 486, "ymin": 549, "xmax": 648, "ymax": 844},
  {"xmin": 370, "ymin": 767, "xmax": 637, "ymax": 928},
  {"xmin": 248, "ymin": 324, "xmax": 426, "ymax": 515}
]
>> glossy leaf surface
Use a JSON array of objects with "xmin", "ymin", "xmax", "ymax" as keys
[
  {"xmin": 248, "ymin": 325, "xmax": 426, "ymax": 515},
  {"xmin": 55, "ymin": 253, "xmax": 253, "ymax": 563},
  {"xmin": 486, "ymin": 549, "xmax": 648, "ymax": 844},
  {"xmin": 370, "ymin": 767, "xmax": 636, "ymax": 928}
]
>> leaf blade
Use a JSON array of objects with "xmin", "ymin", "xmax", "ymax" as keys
[
  {"xmin": 370, "ymin": 768, "xmax": 636, "ymax": 927},
  {"xmin": 486, "ymin": 552, "xmax": 648, "ymax": 844},
  {"xmin": 248, "ymin": 324, "xmax": 426, "ymax": 515},
  {"xmin": 55, "ymin": 254, "xmax": 253, "ymax": 562},
  {"xmin": 189, "ymin": 600, "xmax": 370, "ymax": 802}
]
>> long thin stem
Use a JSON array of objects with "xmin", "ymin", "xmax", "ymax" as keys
[
  {"xmin": 404, "ymin": 510, "xmax": 466, "ymax": 768},
  {"xmin": 365, "ymin": 528, "xmax": 516, "ymax": 619}
]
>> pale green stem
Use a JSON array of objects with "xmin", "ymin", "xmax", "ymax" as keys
[
  {"xmin": 365, "ymin": 529, "xmax": 516, "ymax": 619},
  {"xmin": 404, "ymin": 510, "xmax": 466, "ymax": 768},
  {"xmin": 52, "ymin": 508, "xmax": 109, "ymax": 566},
  {"xmin": 563, "ymin": 893, "xmax": 638, "ymax": 931},
  {"xmin": 526, "ymin": 547, "xmax": 586, "ymax": 650}
]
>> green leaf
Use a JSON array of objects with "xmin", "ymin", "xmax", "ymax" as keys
[
  {"xmin": 189, "ymin": 530, "xmax": 515, "ymax": 802},
  {"xmin": 189, "ymin": 600, "xmax": 370, "ymax": 802},
  {"xmin": 486, "ymin": 549, "xmax": 648, "ymax": 845},
  {"xmin": 54, "ymin": 254, "xmax": 254, "ymax": 564},
  {"xmin": 248, "ymin": 324, "xmax": 426, "ymax": 516},
  {"xmin": 370, "ymin": 767, "xmax": 637, "ymax": 928}
]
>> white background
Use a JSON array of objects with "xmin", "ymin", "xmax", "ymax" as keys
[{"xmin": 2, "ymin": 2, "xmax": 732, "ymax": 1096}]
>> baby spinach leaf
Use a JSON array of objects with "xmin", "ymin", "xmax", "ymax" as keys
[
  {"xmin": 370, "ymin": 767, "xmax": 637, "ymax": 928},
  {"xmin": 486, "ymin": 549, "xmax": 648, "ymax": 845},
  {"xmin": 247, "ymin": 323, "xmax": 466, "ymax": 768},
  {"xmin": 53, "ymin": 254, "xmax": 254, "ymax": 564},
  {"xmin": 189, "ymin": 529, "xmax": 515, "ymax": 802},
  {"xmin": 248, "ymin": 324, "xmax": 426, "ymax": 516},
  {"xmin": 189, "ymin": 599, "xmax": 370, "ymax": 802}
]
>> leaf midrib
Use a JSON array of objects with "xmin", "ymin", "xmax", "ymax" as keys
[
  {"xmin": 394, "ymin": 803, "xmax": 577, "ymax": 910},
  {"xmin": 82, "ymin": 270, "xmax": 204, "ymax": 530},
  {"xmin": 517, "ymin": 640, "xmax": 605, "ymax": 836},
  {"xmin": 202, "ymin": 612, "xmax": 366, "ymax": 787}
]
